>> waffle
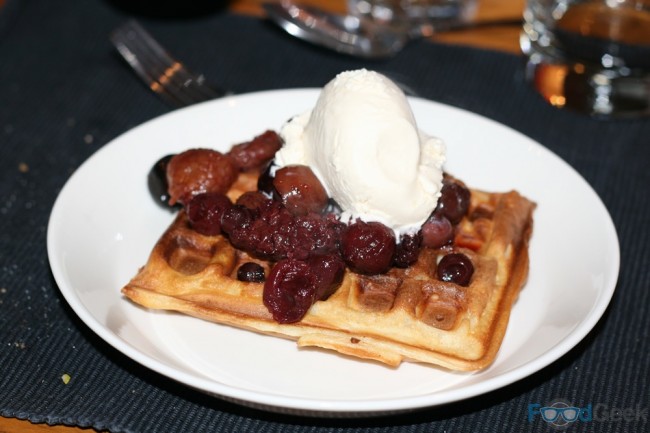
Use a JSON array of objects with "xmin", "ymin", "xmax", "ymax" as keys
[{"xmin": 122, "ymin": 171, "xmax": 535, "ymax": 371}]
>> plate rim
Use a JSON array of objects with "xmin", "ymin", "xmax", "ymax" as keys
[{"xmin": 47, "ymin": 88, "xmax": 620, "ymax": 415}]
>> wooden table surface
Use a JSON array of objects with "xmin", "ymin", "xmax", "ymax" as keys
[{"xmin": 0, "ymin": 1, "xmax": 523, "ymax": 432}]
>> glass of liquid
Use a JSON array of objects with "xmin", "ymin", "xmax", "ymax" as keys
[
  {"xmin": 521, "ymin": 0, "xmax": 650, "ymax": 118},
  {"xmin": 348, "ymin": 0, "xmax": 478, "ymax": 34}
]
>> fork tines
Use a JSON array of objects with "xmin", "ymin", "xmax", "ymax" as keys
[{"xmin": 110, "ymin": 20, "xmax": 225, "ymax": 107}]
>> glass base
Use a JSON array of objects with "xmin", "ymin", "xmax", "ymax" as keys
[
  {"xmin": 347, "ymin": 0, "xmax": 477, "ymax": 34},
  {"xmin": 521, "ymin": 33, "xmax": 650, "ymax": 119}
]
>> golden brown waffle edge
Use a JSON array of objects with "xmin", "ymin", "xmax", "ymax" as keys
[{"xmin": 122, "ymin": 176, "xmax": 535, "ymax": 371}]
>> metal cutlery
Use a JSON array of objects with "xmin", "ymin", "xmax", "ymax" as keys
[
  {"xmin": 263, "ymin": 2, "xmax": 521, "ymax": 59},
  {"xmin": 110, "ymin": 20, "xmax": 226, "ymax": 107}
]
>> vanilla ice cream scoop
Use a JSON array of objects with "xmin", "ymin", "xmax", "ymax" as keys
[{"xmin": 275, "ymin": 69, "xmax": 446, "ymax": 235}]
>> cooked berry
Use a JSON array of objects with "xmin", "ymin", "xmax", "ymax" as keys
[
  {"xmin": 223, "ymin": 200, "xmax": 343, "ymax": 262},
  {"xmin": 245, "ymin": 200, "xmax": 296, "ymax": 260},
  {"xmin": 341, "ymin": 220, "xmax": 396, "ymax": 275},
  {"xmin": 148, "ymin": 154, "xmax": 176, "ymax": 208},
  {"xmin": 394, "ymin": 232, "xmax": 422, "ymax": 268},
  {"xmin": 237, "ymin": 262, "xmax": 266, "ymax": 283},
  {"xmin": 263, "ymin": 259, "xmax": 319, "ymax": 323},
  {"xmin": 221, "ymin": 204, "xmax": 254, "ymax": 236},
  {"xmin": 421, "ymin": 212, "xmax": 454, "ymax": 248},
  {"xmin": 227, "ymin": 130, "xmax": 282, "ymax": 171},
  {"xmin": 257, "ymin": 162, "xmax": 275, "ymax": 196},
  {"xmin": 307, "ymin": 253, "xmax": 345, "ymax": 300},
  {"xmin": 293, "ymin": 213, "xmax": 344, "ymax": 259},
  {"xmin": 437, "ymin": 253, "xmax": 474, "ymax": 286},
  {"xmin": 185, "ymin": 192, "xmax": 232, "ymax": 236},
  {"xmin": 166, "ymin": 148, "xmax": 238, "ymax": 205},
  {"xmin": 235, "ymin": 191, "xmax": 270, "ymax": 214},
  {"xmin": 436, "ymin": 181, "xmax": 471, "ymax": 225},
  {"xmin": 272, "ymin": 165, "xmax": 329, "ymax": 215}
]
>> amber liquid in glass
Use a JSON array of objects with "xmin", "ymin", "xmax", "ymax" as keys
[{"xmin": 554, "ymin": 2, "xmax": 650, "ymax": 69}]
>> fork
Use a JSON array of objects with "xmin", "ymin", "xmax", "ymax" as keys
[{"xmin": 110, "ymin": 20, "xmax": 226, "ymax": 107}]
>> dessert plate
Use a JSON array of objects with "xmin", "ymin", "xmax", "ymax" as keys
[{"xmin": 47, "ymin": 89, "xmax": 619, "ymax": 415}]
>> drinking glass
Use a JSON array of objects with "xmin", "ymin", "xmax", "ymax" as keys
[
  {"xmin": 521, "ymin": 0, "xmax": 650, "ymax": 117},
  {"xmin": 348, "ymin": 0, "xmax": 478, "ymax": 34}
]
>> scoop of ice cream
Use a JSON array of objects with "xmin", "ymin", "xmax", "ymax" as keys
[{"xmin": 275, "ymin": 69, "xmax": 446, "ymax": 235}]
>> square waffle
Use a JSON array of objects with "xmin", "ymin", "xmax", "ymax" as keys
[{"xmin": 122, "ymin": 170, "xmax": 535, "ymax": 371}]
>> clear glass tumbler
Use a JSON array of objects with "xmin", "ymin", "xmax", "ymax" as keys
[
  {"xmin": 521, "ymin": 0, "xmax": 650, "ymax": 117},
  {"xmin": 348, "ymin": 0, "xmax": 478, "ymax": 34}
]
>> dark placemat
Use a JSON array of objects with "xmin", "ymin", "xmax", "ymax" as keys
[{"xmin": 1, "ymin": 0, "xmax": 648, "ymax": 432}]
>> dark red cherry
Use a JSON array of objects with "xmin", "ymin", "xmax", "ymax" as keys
[
  {"xmin": 341, "ymin": 220, "xmax": 396, "ymax": 275},
  {"xmin": 237, "ymin": 262, "xmax": 266, "ymax": 283},
  {"xmin": 437, "ymin": 253, "xmax": 474, "ymax": 286},
  {"xmin": 235, "ymin": 191, "xmax": 270, "ymax": 214},
  {"xmin": 166, "ymin": 148, "xmax": 238, "ymax": 206},
  {"xmin": 437, "ymin": 182, "xmax": 471, "ymax": 225},
  {"xmin": 148, "ymin": 154, "xmax": 176, "ymax": 208},
  {"xmin": 185, "ymin": 192, "xmax": 232, "ymax": 236},
  {"xmin": 257, "ymin": 162, "xmax": 275, "ymax": 196},
  {"xmin": 263, "ymin": 259, "xmax": 318, "ymax": 323},
  {"xmin": 421, "ymin": 212, "xmax": 454, "ymax": 248},
  {"xmin": 394, "ymin": 232, "xmax": 422, "ymax": 268},
  {"xmin": 220, "ymin": 204, "xmax": 254, "ymax": 234},
  {"xmin": 272, "ymin": 165, "xmax": 329, "ymax": 215},
  {"xmin": 227, "ymin": 130, "xmax": 282, "ymax": 171},
  {"xmin": 307, "ymin": 253, "xmax": 345, "ymax": 300}
]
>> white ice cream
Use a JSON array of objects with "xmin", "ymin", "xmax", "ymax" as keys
[{"xmin": 275, "ymin": 69, "xmax": 446, "ymax": 236}]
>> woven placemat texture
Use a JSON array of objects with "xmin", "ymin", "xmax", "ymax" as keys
[{"xmin": 1, "ymin": 0, "xmax": 648, "ymax": 432}]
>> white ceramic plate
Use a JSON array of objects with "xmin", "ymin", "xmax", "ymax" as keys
[{"xmin": 47, "ymin": 89, "xmax": 619, "ymax": 416}]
